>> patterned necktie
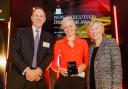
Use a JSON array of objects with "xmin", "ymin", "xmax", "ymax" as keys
[{"xmin": 32, "ymin": 30, "xmax": 40, "ymax": 68}]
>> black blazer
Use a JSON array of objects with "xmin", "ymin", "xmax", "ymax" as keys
[{"xmin": 7, "ymin": 27, "xmax": 53, "ymax": 89}]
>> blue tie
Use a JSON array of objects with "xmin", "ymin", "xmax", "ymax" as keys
[{"xmin": 32, "ymin": 30, "xmax": 40, "ymax": 68}]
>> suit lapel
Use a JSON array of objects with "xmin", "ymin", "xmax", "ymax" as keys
[
  {"xmin": 90, "ymin": 38, "xmax": 106, "ymax": 64},
  {"xmin": 37, "ymin": 30, "xmax": 45, "ymax": 53},
  {"xmin": 37, "ymin": 30, "xmax": 46, "ymax": 65},
  {"xmin": 27, "ymin": 27, "xmax": 34, "ymax": 51},
  {"xmin": 94, "ymin": 38, "xmax": 106, "ymax": 61},
  {"xmin": 96, "ymin": 38, "xmax": 106, "ymax": 54}
]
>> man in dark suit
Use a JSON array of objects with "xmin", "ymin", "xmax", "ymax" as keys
[{"xmin": 7, "ymin": 7, "xmax": 53, "ymax": 89}]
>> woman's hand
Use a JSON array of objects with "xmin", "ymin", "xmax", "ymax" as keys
[
  {"xmin": 58, "ymin": 67, "xmax": 68, "ymax": 76},
  {"xmin": 78, "ymin": 64, "xmax": 85, "ymax": 73}
]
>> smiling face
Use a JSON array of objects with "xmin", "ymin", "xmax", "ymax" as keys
[
  {"xmin": 31, "ymin": 8, "xmax": 46, "ymax": 29},
  {"xmin": 88, "ymin": 21, "xmax": 104, "ymax": 41},
  {"xmin": 61, "ymin": 17, "xmax": 76, "ymax": 37}
]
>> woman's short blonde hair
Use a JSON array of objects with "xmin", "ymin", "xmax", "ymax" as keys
[{"xmin": 60, "ymin": 16, "xmax": 76, "ymax": 29}]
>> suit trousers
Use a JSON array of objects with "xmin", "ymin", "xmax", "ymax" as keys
[
  {"xmin": 23, "ymin": 78, "xmax": 48, "ymax": 89},
  {"xmin": 54, "ymin": 75, "xmax": 86, "ymax": 89}
]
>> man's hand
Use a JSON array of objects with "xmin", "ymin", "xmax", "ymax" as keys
[
  {"xmin": 58, "ymin": 67, "xmax": 68, "ymax": 76},
  {"xmin": 25, "ymin": 67, "xmax": 43, "ymax": 82}
]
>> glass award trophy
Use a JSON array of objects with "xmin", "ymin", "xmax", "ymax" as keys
[{"xmin": 67, "ymin": 61, "xmax": 78, "ymax": 76}]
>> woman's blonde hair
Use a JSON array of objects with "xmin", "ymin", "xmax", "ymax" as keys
[
  {"xmin": 60, "ymin": 16, "xmax": 76, "ymax": 29},
  {"xmin": 87, "ymin": 20, "xmax": 105, "ymax": 42},
  {"xmin": 87, "ymin": 20, "xmax": 105, "ymax": 36}
]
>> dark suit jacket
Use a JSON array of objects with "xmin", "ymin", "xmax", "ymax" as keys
[{"xmin": 7, "ymin": 27, "xmax": 53, "ymax": 89}]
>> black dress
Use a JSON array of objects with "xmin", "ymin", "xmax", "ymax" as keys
[
  {"xmin": 54, "ymin": 75, "xmax": 86, "ymax": 89},
  {"xmin": 90, "ymin": 47, "xmax": 99, "ymax": 89}
]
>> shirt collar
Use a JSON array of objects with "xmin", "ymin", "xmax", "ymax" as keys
[
  {"xmin": 64, "ymin": 37, "xmax": 78, "ymax": 43},
  {"xmin": 32, "ymin": 25, "xmax": 41, "ymax": 32}
]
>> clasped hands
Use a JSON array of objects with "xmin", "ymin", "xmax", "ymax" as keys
[
  {"xmin": 59, "ymin": 64, "xmax": 85, "ymax": 76},
  {"xmin": 25, "ymin": 67, "xmax": 42, "ymax": 82}
]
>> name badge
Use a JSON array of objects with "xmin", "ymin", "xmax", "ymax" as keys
[{"xmin": 43, "ymin": 42, "xmax": 50, "ymax": 48}]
